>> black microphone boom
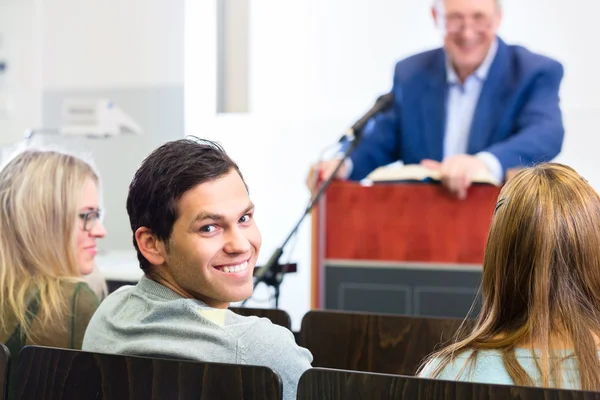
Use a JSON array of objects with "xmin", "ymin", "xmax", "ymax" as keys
[
  {"xmin": 248, "ymin": 92, "xmax": 395, "ymax": 307},
  {"xmin": 339, "ymin": 92, "xmax": 394, "ymax": 143}
]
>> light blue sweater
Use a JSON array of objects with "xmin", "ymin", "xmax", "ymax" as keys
[
  {"xmin": 83, "ymin": 276, "xmax": 313, "ymax": 400},
  {"xmin": 419, "ymin": 348, "xmax": 587, "ymax": 389}
]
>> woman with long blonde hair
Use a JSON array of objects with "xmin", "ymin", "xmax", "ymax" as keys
[
  {"xmin": 0, "ymin": 149, "xmax": 106, "ymax": 373},
  {"xmin": 419, "ymin": 163, "xmax": 600, "ymax": 390}
]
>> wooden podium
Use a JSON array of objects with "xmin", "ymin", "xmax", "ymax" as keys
[{"xmin": 311, "ymin": 181, "xmax": 501, "ymax": 318}]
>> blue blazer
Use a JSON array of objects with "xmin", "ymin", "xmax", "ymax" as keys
[{"xmin": 348, "ymin": 38, "xmax": 565, "ymax": 181}]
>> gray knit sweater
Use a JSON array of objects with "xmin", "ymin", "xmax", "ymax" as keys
[{"xmin": 82, "ymin": 276, "xmax": 313, "ymax": 400}]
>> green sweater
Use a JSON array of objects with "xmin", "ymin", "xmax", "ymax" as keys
[{"xmin": 1, "ymin": 281, "xmax": 100, "ymax": 399}]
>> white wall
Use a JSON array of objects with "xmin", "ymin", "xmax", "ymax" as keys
[
  {"xmin": 186, "ymin": 0, "xmax": 600, "ymax": 329},
  {"xmin": 42, "ymin": 0, "xmax": 184, "ymax": 89},
  {"xmin": 0, "ymin": 0, "xmax": 43, "ymax": 146},
  {"xmin": 248, "ymin": 0, "xmax": 439, "ymax": 118}
]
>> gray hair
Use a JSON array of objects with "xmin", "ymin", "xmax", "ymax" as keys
[{"xmin": 433, "ymin": 0, "xmax": 501, "ymax": 11}]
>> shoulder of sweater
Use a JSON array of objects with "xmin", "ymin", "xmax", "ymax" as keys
[
  {"xmin": 225, "ymin": 311, "xmax": 276, "ymax": 330},
  {"xmin": 226, "ymin": 312, "xmax": 294, "ymax": 339},
  {"xmin": 428, "ymin": 349, "xmax": 500, "ymax": 381},
  {"xmin": 454, "ymin": 349, "xmax": 531, "ymax": 382}
]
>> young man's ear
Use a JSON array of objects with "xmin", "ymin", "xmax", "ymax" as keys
[{"xmin": 135, "ymin": 227, "xmax": 166, "ymax": 266}]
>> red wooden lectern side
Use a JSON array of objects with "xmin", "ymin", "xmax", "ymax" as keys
[{"xmin": 311, "ymin": 181, "xmax": 501, "ymax": 309}]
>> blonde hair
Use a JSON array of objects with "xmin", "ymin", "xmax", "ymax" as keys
[
  {"xmin": 0, "ymin": 149, "xmax": 99, "ymax": 338},
  {"xmin": 419, "ymin": 163, "xmax": 600, "ymax": 390}
]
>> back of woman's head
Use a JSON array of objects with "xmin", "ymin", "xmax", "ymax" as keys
[
  {"xmin": 421, "ymin": 163, "xmax": 600, "ymax": 390},
  {"xmin": 484, "ymin": 163, "xmax": 600, "ymax": 344},
  {"xmin": 0, "ymin": 149, "xmax": 99, "ymax": 336}
]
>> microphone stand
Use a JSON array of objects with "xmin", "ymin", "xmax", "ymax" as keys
[
  {"xmin": 244, "ymin": 92, "xmax": 394, "ymax": 309},
  {"xmin": 245, "ymin": 135, "xmax": 363, "ymax": 308}
]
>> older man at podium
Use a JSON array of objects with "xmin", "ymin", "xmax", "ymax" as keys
[{"xmin": 309, "ymin": 0, "xmax": 564, "ymax": 199}]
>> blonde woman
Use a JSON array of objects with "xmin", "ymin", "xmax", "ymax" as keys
[
  {"xmin": 0, "ymin": 149, "xmax": 106, "ymax": 372},
  {"xmin": 419, "ymin": 163, "xmax": 600, "ymax": 390}
]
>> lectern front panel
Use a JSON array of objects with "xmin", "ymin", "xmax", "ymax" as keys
[{"xmin": 324, "ymin": 261, "xmax": 482, "ymax": 319}]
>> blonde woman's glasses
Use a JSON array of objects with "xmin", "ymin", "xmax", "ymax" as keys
[{"xmin": 79, "ymin": 209, "xmax": 103, "ymax": 232}]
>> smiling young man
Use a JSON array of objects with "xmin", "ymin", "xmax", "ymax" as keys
[
  {"xmin": 308, "ymin": 0, "xmax": 564, "ymax": 200},
  {"xmin": 82, "ymin": 138, "xmax": 313, "ymax": 400}
]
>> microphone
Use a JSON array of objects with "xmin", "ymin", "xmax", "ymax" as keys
[{"xmin": 339, "ymin": 92, "xmax": 395, "ymax": 143}]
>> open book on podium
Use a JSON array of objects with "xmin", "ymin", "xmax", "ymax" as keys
[{"xmin": 364, "ymin": 163, "xmax": 501, "ymax": 186}]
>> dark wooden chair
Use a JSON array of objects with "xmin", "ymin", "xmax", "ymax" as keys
[
  {"xmin": 299, "ymin": 310, "xmax": 470, "ymax": 375},
  {"xmin": 0, "ymin": 344, "xmax": 9, "ymax": 400},
  {"xmin": 15, "ymin": 346, "xmax": 282, "ymax": 400},
  {"xmin": 230, "ymin": 307, "xmax": 292, "ymax": 330},
  {"xmin": 297, "ymin": 368, "xmax": 600, "ymax": 400}
]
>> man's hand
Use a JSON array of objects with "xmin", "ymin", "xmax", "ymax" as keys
[
  {"xmin": 421, "ymin": 155, "xmax": 488, "ymax": 200},
  {"xmin": 305, "ymin": 159, "xmax": 349, "ymax": 191}
]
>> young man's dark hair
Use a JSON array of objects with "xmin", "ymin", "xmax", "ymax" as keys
[{"xmin": 126, "ymin": 137, "xmax": 245, "ymax": 271}]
